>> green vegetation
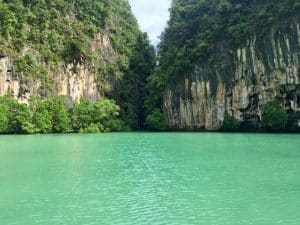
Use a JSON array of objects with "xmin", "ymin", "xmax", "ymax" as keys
[
  {"xmin": 0, "ymin": 0, "xmax": 156, "ymax": 130},
  {"xmin": 0, "ymin": 102, "xmax": 8, "ymax": 132},
  {"xmin": 143, "ymin": 0, "xmax": 298, "ymax": 131},
  {"xmin": 28, "ymin": 97, "xmax": 52, "ymax": 133},
  {"xmin": 71, "ymin": 99, "xmax": 94, "ymax": 131},
  {"xmin": 143, "ymin": 69, "xmax": 167, "ymax": 125},
  {"xmin": 144, "ymin": 0, "xmax": 299, "ymax": 129},
  {"xmin": 92, "ymin": 98, "xmax": 127, "ymax": 132},
  {"xmin": 47, "ymin": 96, "xmax": 71, "ymax": 133},
  {"xmin": 222, "ymin": 112, "xmax": 240, "ymax": 130},
  {"xmin": 0, "ymin": 96, "xmax": 126, "ymax": 134},
  {"xmin": 0, "ymin": 0, "xmax": 297, "ymax": 133},
  {"xmin": 262, "ymin": 101, "xmax": 288, "ymax": 130},
  {"xmin": 120, "ymin": 33, "xmax": 156, "ymax": 129},
  {"xmin": 0, "ymin": 96, "xmax": 35, "ymax": 134},
  {"xmin": 0, "ymin": 0, "xmax": 139, "ymax": 63},
  {"xmin": 287, "ymin": 112, "xmax": 300, "ymax": 131},
  {"xmin": 157, "ymin": 0, "xmax": 298, "ymax": 79},
  {"xmin": 144, "ymin": 108, "xmax": 166, "ymax": 130},
  {"xmin": 80, "ymin": 124, "xmax": 100, "ymax": 134}
]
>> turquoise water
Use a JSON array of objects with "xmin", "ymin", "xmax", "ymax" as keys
[{"xmin": 0, "ymin": 133, "xmax": 299, "ymax": 225}]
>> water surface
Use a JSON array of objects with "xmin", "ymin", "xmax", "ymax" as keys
[{"xmin": 0, "ymin": 133, "xmax": 299, "ymax": 225}]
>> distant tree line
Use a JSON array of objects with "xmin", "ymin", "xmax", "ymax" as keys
[{"xmin": 0, "ymin": 96, "xmax": 128, "ymax": 134}]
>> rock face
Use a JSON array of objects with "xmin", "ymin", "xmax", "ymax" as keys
[
  {"xmin": 164, "ymin": 23, "xmax": 300, "ymax": 130},
  {"xmin": 0, "ymin": 33, "xmax": 117, "ymax": 104}
]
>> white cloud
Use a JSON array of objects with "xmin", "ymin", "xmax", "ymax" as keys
[{"xmin": 129, "ymin": 0, "xmax": 171, "ymax": 46}]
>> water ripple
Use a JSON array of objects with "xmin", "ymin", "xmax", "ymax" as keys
[{"xmin": 0, "ymin": 133, "xmax": 299, "ymax": 224}]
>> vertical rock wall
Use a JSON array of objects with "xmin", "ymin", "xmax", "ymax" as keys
[
  {"xmin": 0, "ymin": 33, "xmax": 117, "ymax": 104},
  {"xmin": 164, "ymin": 23, "xmax": 300, "ymax": 130}
]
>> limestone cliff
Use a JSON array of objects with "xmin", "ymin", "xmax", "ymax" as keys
[
  {"xmin": 0, "ymin": 0, "xmax": 156, "ymax": 129},
  {"xmin": 0, "ymin": 0, "xmax": 150, "ymax": 113},
  {"xmin": 0, "ymin": 32, "xmax": 116, "ymax": 104},
  {"xmin": 163, "ymin": 23, "xmax": 300, "ymax": 130}
]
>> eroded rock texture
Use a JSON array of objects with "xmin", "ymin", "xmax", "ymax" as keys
[
  {"xmin": 164, "ymin": 23, "xmax": 300, "ymax": 130},
  {"xmin": 0, "ymin": 33, "xmax": 117, "ymax": 104}
]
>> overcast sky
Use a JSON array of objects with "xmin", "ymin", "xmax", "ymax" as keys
[{"xmin": 129, "ymin": 0, "xmax": 171, "ymax": 46}]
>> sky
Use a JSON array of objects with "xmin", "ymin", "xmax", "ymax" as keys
[{"xmin": 128, "ymin": 0, "xmax": 171, "ymax": 46}]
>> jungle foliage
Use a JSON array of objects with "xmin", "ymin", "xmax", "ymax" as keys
[
  {"xmin": 144, "ymin": 0, "xmax": 298, "ymax": 130},
  {"xmin": 222, "ymin": 112, "xmax": 240, "ymax": 130},
  {"xmin": 0, "ymin": 0, "xmax": 156, "ymax": 130},
  {"xmin": 262, "ymin": 100, "xmax": 288, "ymax": 130},
  {"xmin": 158, "ymin": 0, "xmax": 298, "ymax": 79},
  {"xmin": 0, "ymin": 96, "xmax": 127, "ymax": 134}
]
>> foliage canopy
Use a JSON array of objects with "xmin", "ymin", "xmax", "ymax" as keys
[{"xmin": 262, "ymin": 100, "xmax": 288, "ymax": 130}]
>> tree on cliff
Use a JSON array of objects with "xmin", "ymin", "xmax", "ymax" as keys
[
  {"xmin": 143, "ymin": 0, "xmax": 298, "ymax": 130},
  {"xmin": 0, "ymin": 0, "xmax": 156, "ymax": 131},
  {"xmin": 143, "ymin": 66, "xmax": 168, "ymax": 131},
  {"xmin": 0, "ymin": 99, "xmax": 8, "ymax": 132},
  {"xmin": 262, "ymin": 101, "xmax": 288, "ymax": 130},
  {"xmin": 120, "ymin": 33, "xmax": 156, "ymax": 129},
  {"xmin": 222, "ymin": 112, "xmax": 240, "ymax": 131},
  {"xmin": 157, "ymin": 0, "xmax": 298, "ymax": 80}
]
